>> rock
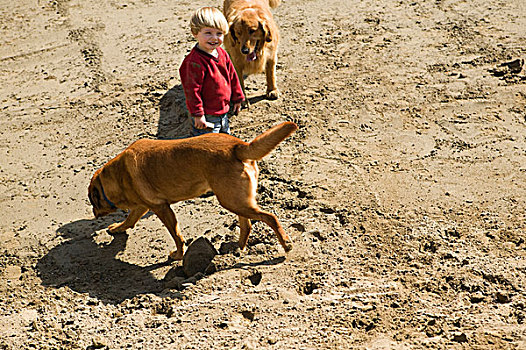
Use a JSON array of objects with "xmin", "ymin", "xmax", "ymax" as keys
[
  {"xmin": 501, "ymin": 58, "xmax": 524, "ymax": 73},
  {"xmin": 241, "ymin": 310, "xmax": 255, "ymax": 321},
  {"xmin": 490, "ymin": 58, "xmax": 524, "ymax": 76},
  {"xmin": 248, "ymin": 270, "xmax": 262, "ymax": 286},
  {"xmin": 219, "ymin": 241, "xmax": 239, "ymax": 255},
  {"xmin": 470, "ymin": 293, "xmax": 485, "ymax": 304},
  {"xmin": 495, "ymin": 290, "xmax": 512, "ymax": 304},
  {"xmin": 183, "ymin": 236, "xmax": 217, "ymax": 277},
  {"xmin": 266, "ymin": 335, "xmax": 278, "ymax": 345},
  {"xmin": 249, "ymin": 243, "xmax": 267, "ymax": 254},
  {"xmin": 452, "ymin": 332, "xmax": 468, "ymax": 343},
  {"xmin": 209, "ymin": 254, "xmax": 238, "ymax": 272},
  {"xmin": 88, "ymin": 336, "xmax": 108, "ymax": 349},
  {"xmin": 291, "ymin": 223, "xmax": 305, "ymax": 232}
]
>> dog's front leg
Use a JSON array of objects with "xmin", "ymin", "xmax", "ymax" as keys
[
  {"xmin": 265, "ymin": 58, "xmax": 279, "ymax": 100},
  {"xmin": 108, "ymin": 207, "xmax": 148, "ymax": 234},
  {"xmin": 238, "ymin": 69, "xmax": 250, "ymax": 109},
  {"xmin": 151, "ymin": 204, "xmax": 185, "ymax": 260}
]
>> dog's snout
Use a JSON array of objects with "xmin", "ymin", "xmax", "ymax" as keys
[{"xmin": 241, "ymin": 46, "xmax": 249, "ymax": 54}]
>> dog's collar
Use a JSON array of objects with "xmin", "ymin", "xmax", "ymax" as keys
[{"xmin": 101, "ymin": 184, "xmax": 117, "ymax": 209}]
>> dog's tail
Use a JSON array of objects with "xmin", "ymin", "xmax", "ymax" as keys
[
  {"xmin": 235, "ymin": 122, "xmax": 297, "ymax": 161},
  {"xmin": 268, "ymin": 0, "xmax": 281, "ymax": 9}
]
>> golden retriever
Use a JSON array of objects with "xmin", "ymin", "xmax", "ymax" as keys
[
  {"xmin": 223, "ymin": 0, "xmax": 280, "ymax": 104},
  {"xmin": 88, "ymin": 122, "xmax": 297, "ymax": 260}
]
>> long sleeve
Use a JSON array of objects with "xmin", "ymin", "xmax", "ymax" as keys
[{"xmin": 179, "ymin": 58, "xmax": 206, "ymax": 117}]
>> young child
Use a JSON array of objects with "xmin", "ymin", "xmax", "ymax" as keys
[{"xmin": 179, "ymin": 7, "xmax": 245, "ymax": 136}]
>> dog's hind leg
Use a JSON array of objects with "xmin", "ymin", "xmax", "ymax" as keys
[
  {"xmin": 216, "ymin": 186, "xmax": 292, "ymax": 252},
  {"xmin": 151, "ymin": 204, "xmax": 185, "ymax": 260},
  {"xmin": 230, "ymin": 206, "xmax": 292, "ymax": 253},
  {"xmin": 253, "ymin": 209, "xmax": 292, "ymax": 252},
  {"xmin": 238, "ymin": 216, "xmax": 252, "ymax": 250},
  {"xmin": 108, "ymin": 206, "xmax": 148, "ymax": 234}
]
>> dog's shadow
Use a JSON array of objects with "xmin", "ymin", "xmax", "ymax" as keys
[
  {"xmin": 37, "ymin": 212, "xmax": 287, "ymax": 304},
  {"xmin": 36, "ymin": 212, "xmax": 175, "ymax": 304},
  {"xmin": 247, "ymin": 94, "xmax": 268, "ymax": 105}
]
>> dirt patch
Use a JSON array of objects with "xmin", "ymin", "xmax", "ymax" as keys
[{"xmin": 1, "ymin": 0, "xmax": 526, "ymax": 348}]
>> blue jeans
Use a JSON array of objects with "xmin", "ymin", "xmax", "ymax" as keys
[{"xmin": 191, "ymin": 113, "xmax": 230, "ymax": 136}]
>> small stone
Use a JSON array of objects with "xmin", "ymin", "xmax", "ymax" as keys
[
  {"xmin": 291, "ymin": 223, "xmax": 305, "ymax": 232},
  {"xmin": 89, "ymin": 336, "xmax": 108, "ymax": 349},
  {"xmin": 241, "ymin": 310, "xmax": 255, "ymax": 321},
  {"xmin": 452, "ymin": 332, "xmax": 468, "ymax": 343},
  {"xmin": 470, "ymin": 293, "xmax": 485, "ymax": 304},
  {"xmin": 267, "ymin": 336, "xmax": 278, "ymax": 345},
  {"xmin": 218, "ymin": 241, "xmax": 239, "ymax": 255},
  {"xmin": 495, "ymin": 290, "xmax": 511, "ymax": 304},
  {"xmin": 501, "ymin": 58, "xmax": 524, "ymax": 73}
]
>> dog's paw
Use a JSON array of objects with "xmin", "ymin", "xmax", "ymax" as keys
[
  {"xmin": 266, "ymin": 89, "xmax": 280, "ymax": 100},
  {"xmin": 107, "ymin": 223, "xmax": 127, "ymax": 235},
  {"xmin": 283, "ymin": 241, "xmax": 293, "ymax": 253},
  {"xmin": 168, "ymin": 250, "xmax": 184, "ymax": 261}
]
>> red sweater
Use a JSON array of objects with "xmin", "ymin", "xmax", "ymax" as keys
[{"xmin": 179, "ymin": 46, "xmax": 244, "ymax": 117}]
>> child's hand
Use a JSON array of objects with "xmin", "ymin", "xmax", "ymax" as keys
[
  {"xmin": 231, "ymin": 102, "xmax": 242, "ymax": 116},
  {"xmin": 193, "ymin": 116, "xmax": 208, "ymax": 129}
]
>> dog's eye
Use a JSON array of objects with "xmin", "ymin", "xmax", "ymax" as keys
[{"xmin": 249, "ymin": 29, "xmax": 256, "ymax": 34}]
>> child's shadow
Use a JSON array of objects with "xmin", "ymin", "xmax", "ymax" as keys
[
  {"xmin": 36, "ymin": 212, "xmax": 173, "ymax": 304},
  {"xmin": 156, "ymin": 84, "xmax": 268, "ymax": 139},
  {"xmin": 157, "ymin": 84, "xmax": 192, "ymax": 140}
]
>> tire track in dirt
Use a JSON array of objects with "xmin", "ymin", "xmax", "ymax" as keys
[{"xmin": 49, "ymin": 0, "xmax": 109, "ymax": 90}]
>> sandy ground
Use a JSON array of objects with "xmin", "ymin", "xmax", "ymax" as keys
[{"xmin": 1, "ymin": 0, "xmax": 526, "ymax": 348}]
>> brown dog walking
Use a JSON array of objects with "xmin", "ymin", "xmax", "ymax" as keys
[{"xmin": 88, "ymin": 122, "xmax": 297, "ymax": 260}]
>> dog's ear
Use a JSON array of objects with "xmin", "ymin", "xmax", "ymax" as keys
[
  {"xmin": 229, "ymin": 22, "xmax": 238, "ymax": 43},
  {"xmin": 261, "ymin": 21, "xmax": 272, "ymax": 43},
  {"xmin": 88, "ymin": 169, "xmax": 103, "ymax": 210},
  {"xmin": 89, "ymin": 186, "xmax": 101, "ymax": 210}
]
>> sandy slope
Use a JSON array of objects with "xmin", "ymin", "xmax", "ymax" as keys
[{"xmin": 1, "ymin": 0, "xmax": 526, "ymax": 348}]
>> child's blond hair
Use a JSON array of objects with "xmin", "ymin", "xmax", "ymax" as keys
[{"xmin": 190, "ymin": 7, "xmax": 228, "ymax": 35}]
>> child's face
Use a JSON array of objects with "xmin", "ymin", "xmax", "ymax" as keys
[{"xmin": 194, "ymin": 27, "xmax": 224, "ymax": 54}]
